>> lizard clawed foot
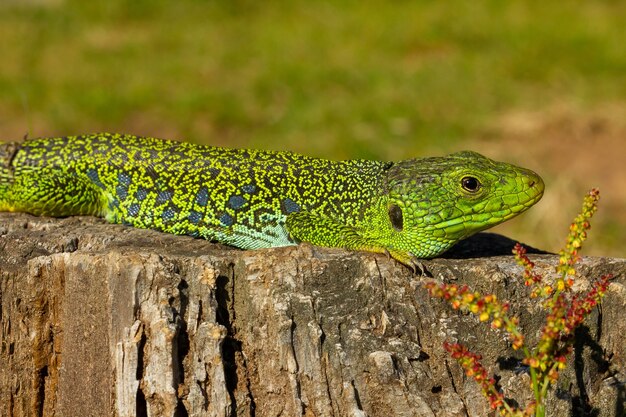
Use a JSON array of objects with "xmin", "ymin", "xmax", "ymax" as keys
[
  {"xmin": 388, "ymin": 249, "xmax": 428, "ymax": 276},
  {"xmin": 409, "ymin": 258, "xmax": 426, "ymax": 276},
  {"xmin": 406, "ymin": 254, "xmax": 428, "ymax": 276}
]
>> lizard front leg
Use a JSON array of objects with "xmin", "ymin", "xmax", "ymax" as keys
[{"xmin": 285, "ymin": 210, "xmax": 420, "ymax": 269}]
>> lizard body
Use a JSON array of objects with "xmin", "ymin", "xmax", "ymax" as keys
[{"xmin": 0, "ymin": 133, "xmax": 544, "ymax": 266}]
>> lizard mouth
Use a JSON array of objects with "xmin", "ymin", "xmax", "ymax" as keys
[
  {"xmin": 482, "ymin": 169, "xmax": 545, "ymax": 222},
  {"xmin": 495, "ymin": 177, "xmax": 545, "ymax": 219}
]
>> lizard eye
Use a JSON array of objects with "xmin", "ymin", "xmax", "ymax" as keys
[
  {"xmin": 388, "ymin": 204, "xmax": 403, "ymax": 231},
  {"xmin": 461, "ymin": 176, "xmax": 481, "ymax": 193}
]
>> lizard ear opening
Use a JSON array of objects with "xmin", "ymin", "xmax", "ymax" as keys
[{"xmin": 388, "ymin": 204, "xmax": 403, "ymax": 232}]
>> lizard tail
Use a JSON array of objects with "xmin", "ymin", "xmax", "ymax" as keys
[
  {"xmin": 0, "ymin": 139, "xmax": 109, "ymax": 217},
  {"xmin": 0, "ymin": 141, "xmax": 18, "ymax": 211}
]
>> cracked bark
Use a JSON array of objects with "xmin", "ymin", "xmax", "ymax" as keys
[{"xmin": 0, "ymin": 213, "xmax": 625, "ymax": 417}]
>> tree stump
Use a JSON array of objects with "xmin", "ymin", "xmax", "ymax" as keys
[{"xmin": 1, "ymin": 213, "xmax": 624, "ymax": 416}]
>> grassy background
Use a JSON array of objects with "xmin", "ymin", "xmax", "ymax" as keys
[{"xmin": 1, "ymin": 0, "xmax": 624, "ymax": 256}]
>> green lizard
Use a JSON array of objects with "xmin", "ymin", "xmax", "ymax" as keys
[{"xmin": 0, "ymin": 133, "xmax": 544, "ymax": 268}]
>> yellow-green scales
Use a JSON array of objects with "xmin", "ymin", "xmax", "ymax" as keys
[{"xmin": 0, "ymin": 133, "xmax": 544, "ymax": 266}]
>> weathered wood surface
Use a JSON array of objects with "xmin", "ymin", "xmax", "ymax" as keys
[{"xmin": 0, "ymin": 213, "xmax": 624, "ymax": 417}]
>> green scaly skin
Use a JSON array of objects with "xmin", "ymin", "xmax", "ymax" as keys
[{"xmin": 0, "ymin": 133, "xmax": 544, "ymax": 268}]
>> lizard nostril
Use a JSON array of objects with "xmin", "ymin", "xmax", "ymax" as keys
[{"xmin": 529, "ymin": 180, "xmax": 535, "ymax": 187}]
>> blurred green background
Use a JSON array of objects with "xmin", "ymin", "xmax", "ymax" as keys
[{"xmin": 1, "ymin": 0, "xmax": 624, "ymax": 257}]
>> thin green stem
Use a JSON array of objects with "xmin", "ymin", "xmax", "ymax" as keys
[
  {"xmin": 541, "ymin": 363, "xmax": 559, "ymax": 400},
  {"xmin": 529, "ymin": 366, "xmax": 541, "ymax": 407},
  {"xmin": 535, "ymin": 403, "xmax": 546, "ymax": 417}
]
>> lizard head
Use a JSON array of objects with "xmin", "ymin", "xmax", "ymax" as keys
[{"xmin": 377, "ymin": 150, "xmax": 544, "ymax": 259}]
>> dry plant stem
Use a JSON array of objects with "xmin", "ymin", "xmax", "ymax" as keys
[{"xmin": 429, "ymin": 188, "xmax": 609, "ymax": 417}]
